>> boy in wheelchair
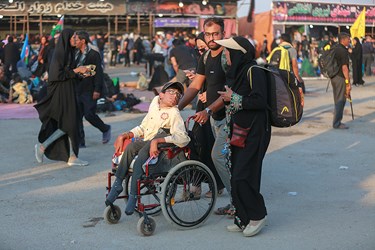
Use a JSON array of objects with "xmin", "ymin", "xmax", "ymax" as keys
[{"xmin": 105, "ymin": 81, "xmax": 190, "ymax": 215}]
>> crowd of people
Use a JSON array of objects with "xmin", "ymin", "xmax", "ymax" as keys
[{"xmin": 0, "ymin": 17, "xmax": 374, "ymax": 237}]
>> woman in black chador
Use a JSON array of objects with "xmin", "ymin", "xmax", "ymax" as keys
[
  {"xmin": 350, "ymin": 37, "xmax": 364, "ymax": 86},
  {"xmin": 217, "ymin": 36, "xmax": 271, "ymax": 237},
  {"xmin": 34, "ymin": 29, "xmax": 90, "ymax": 166}
]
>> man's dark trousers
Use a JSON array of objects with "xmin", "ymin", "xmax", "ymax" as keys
[
  {"xmin": 331, "ymin": 75, "xmax": 346, "ymax": 128},
  {"xmin": 78, "ymin": 92, "xmax": 110, "ymax": 145}
]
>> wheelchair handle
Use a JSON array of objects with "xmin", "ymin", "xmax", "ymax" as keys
[{"xmin": 185, "ymin": 116, "xmax": 196, "ymax": 129}]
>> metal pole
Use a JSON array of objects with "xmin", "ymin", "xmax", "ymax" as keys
[
  {"xmin": 14, "ymin": 15, "xmax": 17, "ymax": 35},
  {"xmin": 137, "ymin": 12, "xmax": 140, "ymax": 34},
  {"xmin": 115, "ymin": 15, "xmax": 118, "ymax": 35},
  {"xmin": 39, "ymin": 15, "xmax": 42, "ymax": 36},
  {"xmin": 9, "ymin": 15, "xmax": 12, "ymax": 34},
  {"xmin": 149, "ymin": 12, "xmax": 152, "ymax": 37},
  {"xmin": 26, "ymin": 13, "xmax": 29, "ymax": 35},
  {"xmin": 22, "ymin": 15, "xmax": 26, "ymax": 35}
]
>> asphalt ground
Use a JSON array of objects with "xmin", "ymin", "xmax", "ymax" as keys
[{"xmin": 0, "ymin": 64, "xmax": 375, "ymax": 250}]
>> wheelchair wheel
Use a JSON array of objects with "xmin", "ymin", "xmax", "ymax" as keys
[
  {"xmin": 124, "ymin": 174, "xmax": 162, "ymax": 216},
  {"xmin": 137, "ymin": 216, "xmax": 156, "ymax": 236},
  {"xmin": 161, "ymin": 160, "xmax": 217, "ymax": 230},
  {"xmin": 103, "ymin": 205, "xmax": 121, "ymax": 224}
]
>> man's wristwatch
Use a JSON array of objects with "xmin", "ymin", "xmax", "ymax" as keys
[{"xmin": 205, "ymin": 107, "xmax": 213, "ymax": 116}]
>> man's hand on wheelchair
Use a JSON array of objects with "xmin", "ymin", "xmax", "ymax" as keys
[{"xmin": 193, "ymin": 110, "xmax": 209, "ymax": 125}]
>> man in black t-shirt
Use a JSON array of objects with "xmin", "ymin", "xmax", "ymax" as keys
[
  {"xmin": 178, "ymin": 17, "xmax": 232, "ymax": 215},
  {"xmin": 331, "ymin": 32, "xmax": 351, "ymax": 129},
  {"xmin": 169, "ymin": 39, "xmax": 197, "ymax": 86}
]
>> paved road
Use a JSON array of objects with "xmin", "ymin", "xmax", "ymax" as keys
[{"xmin": 1, "ymin": 66, "xmax": 375, "ymax": 249}]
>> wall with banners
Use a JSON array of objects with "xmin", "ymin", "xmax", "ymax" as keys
[
  {"xmin": 272, "ymin": 1, "xmax": 375, "ymax": 24},
  {"xmin": 0, "ymin": 0, "xmax": 125, "ymax": 15}
]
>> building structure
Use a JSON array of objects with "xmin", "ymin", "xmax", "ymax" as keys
[{"xmin": 0, "ymin": 0, "xmax": 238, "ymax": 38}]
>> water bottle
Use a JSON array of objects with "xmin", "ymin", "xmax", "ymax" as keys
[{"xmin": 131, "ymin": 137, "xmax": 143, "ymax": 142}]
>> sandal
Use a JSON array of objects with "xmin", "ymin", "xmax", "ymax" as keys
[{"xmin": 214, "ymin": 204, "xmax": 235, "ymax": 216}]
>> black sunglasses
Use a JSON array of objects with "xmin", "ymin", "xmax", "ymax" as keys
[{"xmin": 196, "ymin": 48, "xmax": 206, "ymax": 53}]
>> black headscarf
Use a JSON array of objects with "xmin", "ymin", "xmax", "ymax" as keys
[
  {"xmin": 195, "ymin": 32, "xmax": 205, "ymax": 43},
  {"xmin": 352, "ymin": 37, "xmax": 362, "ymax": 53},
  {"xmin": 48, "ymin": 29, "xmax": 75, "ymax": 82},
  {"xmin": 225, "ymin": 36, "xmax": 256, "ymax": 92}
]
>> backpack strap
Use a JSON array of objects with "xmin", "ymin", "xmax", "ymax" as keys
[
  {"xmin": 247, "ymin": 65, "xmax": 268, "ymax": 89},
  {"xmin": 203, "ymin": 48, "xmax": 228, "ymax": 73},
  {"xmin": 247, "ymin": 65, "xmax": 271, "ymax": 130},
  {"xmin": 278, "ymin": 46, "xmax": 291, "ymax": 71}
]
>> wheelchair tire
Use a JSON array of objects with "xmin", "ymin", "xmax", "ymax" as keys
[
  {"xmin": 161, "ymin": 160, "xmax": 217, "ymax": 230},
  {"xmin": 137, "ymin": 216, "xmax": 156, "ymax": 236},
  {"xmin": 103, "ymin": 205, "xmax": 121, "ymax": 224},
  {"xmin": 124, "ymin": 174, "xmax": 162, "ymax": 216}
]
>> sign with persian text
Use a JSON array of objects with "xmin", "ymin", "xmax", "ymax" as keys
[
  {"xmin": 127, "ymin": 2, "xmax": 236, "ymax": 17},
  {"xmin": 272, "ymin": 1, "xmax": 375, "ymax": 24},
  {"xmin": 154, "ymin": 18, "xmax": 199, "ymax": 28},
  {"xmin": 0, "ymin": 0, "xmax": 125, "ymax": 15}
]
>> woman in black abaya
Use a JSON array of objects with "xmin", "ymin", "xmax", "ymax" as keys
[
  {"xmin": 217, "ymin": 36, "xmax": 271, "ymax": 237},
  {"xmin": 350, "ymin": 37, "xmax": 364, "ymax": 86},
  {"xmin": 34, "ymin": 29, "xmax": 90, "ymax": 166}
]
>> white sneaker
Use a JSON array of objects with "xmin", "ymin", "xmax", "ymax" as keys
[
  {"xmin": 34, "ymin": 144, "xmax": 43, "ymax": 163},
  {"xmin": 67, "ymin": 158, "xmax": 89, "ymax": 166},
  {"xmin": 243, "ymin": 217, "xmax": 267, "ymax": 237},
  {"xmin": 227, "ymin": 224, "xmax": 243, "ymax": 232}
]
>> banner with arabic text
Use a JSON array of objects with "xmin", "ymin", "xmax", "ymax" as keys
[
  {"xmin": 273, "ymin": 1, "xmax": 375, "ymax": 24},
  {"xmin": 0, "ymin": 0, "xmax": 125, "ymax": 16}
]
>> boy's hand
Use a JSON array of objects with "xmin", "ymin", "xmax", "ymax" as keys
[
  {"xmin": 149, "ymin": 139, "xmax": 160, "ymax": 158},
  {"xmin": 114, "ymin": 135, "xmax": 126, "ymax": 153},
  {"xmin": 114, "ymin": 132, "xmax": 133, "ymax": 153}
]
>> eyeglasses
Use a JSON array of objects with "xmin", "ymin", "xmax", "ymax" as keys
[
  {"xmin": 204, "ymin": 32, "xmax": 222, "ymax": 38},
  {"xmin": 196, "ymin": 48, "xmax": 207, "ymax": 53},
  {"xmin": 165, "ymin": 89, "xmax": 182, "ymax": 99}
]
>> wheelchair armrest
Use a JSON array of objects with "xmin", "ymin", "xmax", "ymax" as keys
[{"xmin": 157, "ymin": 143, "xmax": 177, "ymax": 150}]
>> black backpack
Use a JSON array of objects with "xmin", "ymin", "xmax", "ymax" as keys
[
  {"xmin": 248, "ymin": 65, "xmax": 303, "ymax": 128},
  {"xmin": 318, "ymin": 44, "xmax": 339, "ymax": 78}
]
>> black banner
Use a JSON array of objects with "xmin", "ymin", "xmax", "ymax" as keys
[{"xmin": 272, "ymin": 1, "xmax": 375, "ymax": 24}]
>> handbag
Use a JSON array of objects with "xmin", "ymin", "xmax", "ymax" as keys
[{"xmin": 230, "ymin": 123, "xmax": 250, "ymax": 148}]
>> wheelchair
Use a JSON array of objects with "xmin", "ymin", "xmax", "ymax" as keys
[{"xmin": 104, "ymin": 124, "xmax": 217, "ymax": 236}]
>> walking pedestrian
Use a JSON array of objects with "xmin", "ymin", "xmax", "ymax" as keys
[
  {"xmin": 34, "ymin": 29, "xmax": 90, "ymax": 166},
  {"xmin": 74, "ymin": 31, "xmax": 111, "ymax": 147}
]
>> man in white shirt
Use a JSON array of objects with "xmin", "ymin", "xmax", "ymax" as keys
[{"xmin": 105, "ymin": 81, "xmax": 190, "ymax": 215}]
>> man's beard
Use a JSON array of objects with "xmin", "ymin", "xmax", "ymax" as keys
[{"xmin": 208, "ymin": 41, "xmax": 221, "ymax": 51}]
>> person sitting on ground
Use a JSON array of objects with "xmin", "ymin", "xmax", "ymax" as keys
[
  {"xmin": 105, "ymin": 81, "xmax": 190, "ymax": 215},
  {"xmin": 9, "ymin": 72, "xmax": 33, "ymax": 104},
  {"xmin": 0, "ymin": 66, "xmax": 11, "ymax": 103}
]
